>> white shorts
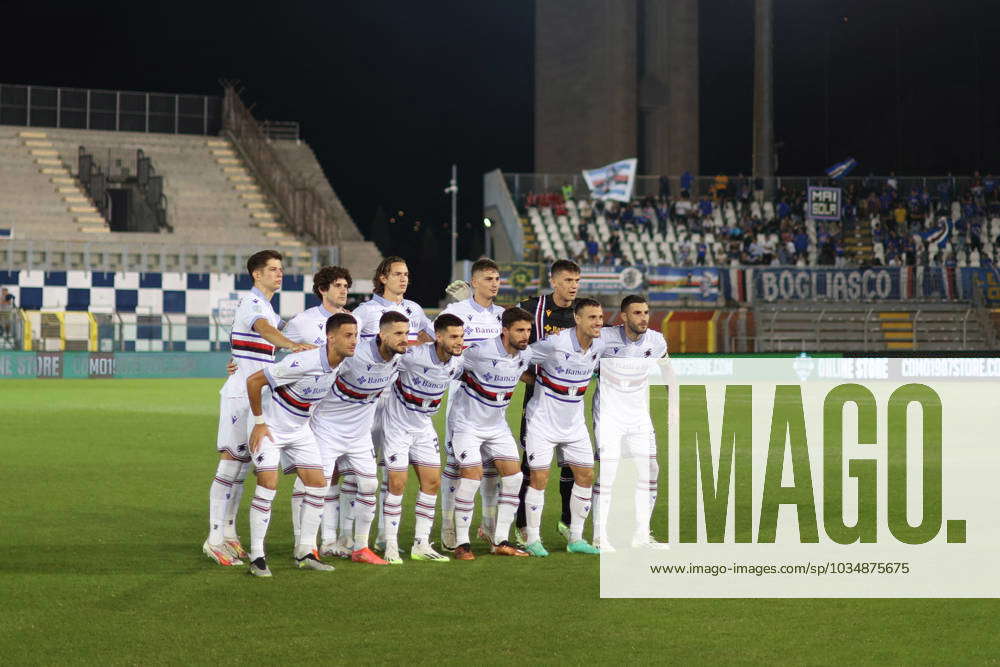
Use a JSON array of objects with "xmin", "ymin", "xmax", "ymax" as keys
[
  {"xmin": 448, "ymin": 428, "xmax": 519, "ymax": 469},
  {"xmin": 216, "ymin": 393, "xmax": 251, "ymax": 462},
  {"xmin": 524, "ymin": 426, "xmax": 594, "ymax": 471},
  {"xmin": 379, "ymin": 424, "xmax": 441, "ymax": 471},
  {"xmin": 595, "ymin": 420, "xmax": 657, "ymax": 463},
  {"xmin": 251, "ymin": 426, "xmax": 323, "ymax": 474}
]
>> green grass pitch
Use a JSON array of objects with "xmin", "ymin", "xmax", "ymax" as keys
[{"xmin": 2, "ymin": 378, "xmax": 997, "ymax": 664}]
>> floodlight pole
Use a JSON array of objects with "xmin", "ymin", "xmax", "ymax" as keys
[{"xmin": 446, "ymin": 164, "xmax": 458, "ymax": 280}]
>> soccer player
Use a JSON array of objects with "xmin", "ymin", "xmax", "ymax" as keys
[
  {"xmin": 280, "ymin": 265, "xmax": 353, "ymax": 552},
  {"xmin": 204, "ymin": 250, "xmax": 316, "ymax": 567},
  {"xmin": 309, "ymin": 310, "xmax": 410, "ymax": 565},
  {"xmin": 439, "ymin": 258, "xmax": 505, "ymax": 548},
  {"xmin": 513, "ymin": 259, "xmax": 581, "ymax": 545},
  {"xmin": 444, "ymin": 307, "xmax": 534, "ymax": 558},
  {"xmin": 520, "ymin": 298, "xmax": 605, "ymax": 557},
  {"xmin": 353, "ymin": 256, "xmax": 435, "ymax": 548},
  {"xmin": 351, "ymin": 256, "xmax": 435, "ymax": 344},
  {"xmin": 375, "ymin": 313, "xmax": 465, "ymax": 563},
  {"xmin": 243, "ymin": 312, "xmax": 358, "ymax": 577},
  {"xmin": 592, "ymin": 294, "xmax": 670, "ymax": 551}
]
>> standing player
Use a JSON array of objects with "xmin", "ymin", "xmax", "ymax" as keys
[
  {"xmin": 352, "ymin": 256, "xmax": 435, "ymax": 549},
  {"xmin": 445, "ymin": 308, "xmax": 534, "ymax": 558},
  {"xmin": 243, "ymin": 312, "xmax": 358, "ymax": 577},
  {"xmin": 513, "ymin": 259, "xmax": 581, "ymax": 545},
  {"xmin": 351, "ymin": 256, "xmax": 435, "ymax": 344},
  {"xmin": 438, "ymin": 258, "xmax": 505, "ymax": 548},
  {"xmin": 520, "ymin": 298, "xmax": 605, "ymax": 557},
  {"xmin": 592, "ymin": 295, "xmax": 670, "ymax": 551},
  {"xmin": 375, "ymin": 313, "xmax": 465, "ymax": 563},
  {"xmin": 204, "ymin": 250, "xmax": 316, "ymax": 567},
  {"xmin": 309, "ymin": 311, "xmax": 410, "ymax": 565}
]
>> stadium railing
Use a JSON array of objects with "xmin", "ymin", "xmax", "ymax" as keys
[
  {"xmin": 0, "ymin": 238, "xmax": 339, "ymax": 274},
  {"xmin": 222, "ymin": 86, "xmax": 344, "ymax": 246},
  {"xmin": 0, "ymin": 83, "xmax": 221, "ymax": 135}
]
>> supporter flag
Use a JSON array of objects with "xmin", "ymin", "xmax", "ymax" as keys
[
  {"xmin": 920, "ymin": 217, "xmax": 952, "ymax": 249},
  {"xmin": 825, "ymin": 157, "xmax": 858, "ymax": 180},
  {"xmin": 582, "ymin": 158, "xmax": 638, "ymax": 202}
]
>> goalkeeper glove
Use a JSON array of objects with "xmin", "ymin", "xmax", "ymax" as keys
[{"xmin": 445, "ymin": 280, "xmax": 471, "ymax": 301}]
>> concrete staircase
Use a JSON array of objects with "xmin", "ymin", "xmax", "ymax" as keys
[
  {"xmin": 843, "ymin": 218, "xmax": 874, "ymax": 264},
  {"xmin": 0, "ymin": 129, "xmax": 108, "ymax": 237}
]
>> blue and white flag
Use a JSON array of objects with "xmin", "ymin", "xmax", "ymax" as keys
[
  {"xmin": 825, "ymin": 157, "xmax": 858, "ymax": 180},
  {"xmin": 582, "ymin": 158, "xmax": 637, "ymax": 202},
  {"xmin": 920, "ymin": 218, "xmax": 953, "ymax": 249}
]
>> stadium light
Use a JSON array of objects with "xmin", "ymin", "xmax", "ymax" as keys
[{"xmin": 483, "ymin": 217, "xmax": 493, "ymax": 257}]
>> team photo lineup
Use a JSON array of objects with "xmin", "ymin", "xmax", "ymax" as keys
[{"xmin": 206, "ymin": 251, "xmax": 669, "ymax": 576}]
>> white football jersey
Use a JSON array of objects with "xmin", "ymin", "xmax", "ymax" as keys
[
  {"xmin": 310, "ymin": 337, "xmax": 401, "ymax": 441},
  {"xmin": 351, "ymin": 293, "xmax": 434, "ymax": 344},
  {"xmin": 441, "ymin": 297, "xmax": 504, "ymax": 348},
  {"xmin": 222, "ymin": 287, "xmax": 283, "ymax": 398},
  {"xmin": 448, "ymin": 335, "xmax": 530, "ymax": 433},
  {"xmin": 593, "ymin": 325, "xmax": 668, "ymax": 428},
  {"xmin": 524, "ymin": 327, "xmax": 605, "ymax": 440},
  {"xmin": 261, "ymin": 346, "xmax": 339, "ymax": 434},
  {"xmin": 283, "ymin": 304, "xmax": 349, "ymax": 346},
  {"xmin": 383, "ymin": 342, "xmax": 463, "ymax": 432}
]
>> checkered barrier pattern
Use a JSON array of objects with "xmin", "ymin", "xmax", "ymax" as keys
[{"xmin": 0, "ymin": 270, "xmax": 322, "ymax": 351}]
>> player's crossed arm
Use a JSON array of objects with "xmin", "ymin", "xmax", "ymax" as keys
[{"xmin": 253, "ymin": 318, "xmax": 316, "ymax": 353}]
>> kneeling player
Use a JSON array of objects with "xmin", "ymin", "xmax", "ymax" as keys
[
  {"xmin": 243, "ymin": 313, "xmax": 357, "ymax": 576},
  {"xmin": 520, "ymin": 299, "xmax": 605, "ymax": 557},
  {"xmin": 374, "ymin": 313, "xmax": 465, "ymax": 563},
  {"xmin": 443, "ymin": 307, "xmax": 534, "ymax": 557}
]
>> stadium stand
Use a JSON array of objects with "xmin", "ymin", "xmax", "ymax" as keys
[
  {"xmin": 0, "ymin": 85, "xmax": 381, "ymax": 278},
  {"xmin": 514, "ymin": 175, "xmax": 1000, "ymax": 271}
]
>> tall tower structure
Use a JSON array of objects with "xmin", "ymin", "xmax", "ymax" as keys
[{"xmin": 534, "ymin": 0, "xmax": 699, "ymax": 177}]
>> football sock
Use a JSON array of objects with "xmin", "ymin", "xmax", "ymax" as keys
[
  {"xmin": 209, "ymin": 459, "xmax": 241, "ymax": 544},
  {"xmin": 296, "ymin": 485, "xmax": 325, "ymax": 556},
  {"xmin": 480, "ymin": 466, "xmax": 499, "ymax": 536},
  {"xmin": 290, "ymin": 476, "xmax": 306, "ymax": 542},
  {"xmin": 339, "ymin": 475, "xmax": 357, "ymax": 540},
  {"xmin": 559, "ymin": 467, "xmax": 574, "ymax": 525},
  {"xmin": 441, "ymin": 462, "xmax": 459, "ymax": 524},
  {"xmin": 494, "ymin": 472, "xmax": 522, "ymax": 544},
  {"xmin": 353, "ymin": 486, "xmax": 377, "ymax": 551},
  {"xmin": 454, "ymin": 478, "xmax": 479, "ymax": 545},
  {"xmin": 248, "ymin": 486, "xmax": 277, "ymax": 561},
  {"xmin": 222, "ymin": 462, "xmax": 249, "ymax": 541},
  {"xmin": 322, "ymin": 480, "xmax": 340, "ymax": 545},
  {"xmin": 524, "ymin": 486, "xmax": 545, "ymax": 544},
  {"xmin": 382, "ymin": 492, "xmax": 403, "ymax": 544},
  {"xmin": 375, "ymin": 467, "xmax": 388, "ymax": 544},
  {"xmin": 413, "ymin": 491, "xmax": 437, "ymax": 545},
  {"xmin": 593, "ymin": 458, "xmax": 619, "ymax": 541},
  {"xmin": 634, "ymin": 456, "xmax": 659, "ymax": 539},
  {"xmin": 569, "ymin": 483, "xmax": 593, "ymax": 542}
]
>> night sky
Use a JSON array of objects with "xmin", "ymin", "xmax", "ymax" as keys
[{"xmin": 3, "ymin": 0, "xmax": 997, "ymax": 302}]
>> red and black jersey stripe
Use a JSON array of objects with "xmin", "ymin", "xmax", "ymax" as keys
[
  {"xmin": 537, "ymin": 369, "xmax": 588, "ymax": 397},
  {"xmin": 395, "ymin": 378, "xmax": 441, "ymax": 409},
  {"xmin": 461, "ymin": 370, "xmax": 514, "ymax": 402},
  {"xmin": 335, "ymin": 377, "xmax": 374, "ymax": 401},
  {"xmin": 231, "ymin": 339, "xmax": 276, "ymax": 355},
  {"xmin": 275, "ymin": 385, "xmax": 311, "ymax": 411}
]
